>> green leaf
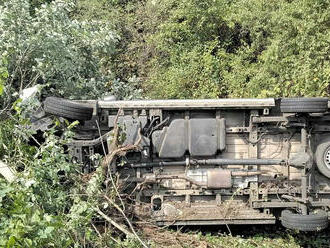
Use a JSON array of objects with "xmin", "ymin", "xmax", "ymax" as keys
[
  {"xmin": 67, "ymin": 120, "xmax": 79, "ymax": 129},
  {"xmin": 6, "ymin": 236, "xmax": 16, "ymax": 248},
  {"xmin": 24, "ymin": 239, "xmax": 33, "ymax": 247},
  {"xmin": 0, "ymin": 82, "xmax": 3, "ymax": 96}
]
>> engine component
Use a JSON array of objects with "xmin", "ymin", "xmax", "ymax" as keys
[
  {"xmin": 207, "ymin": 169, "xmax": 232, "ymax": 188},
  {"xmin": 186, "ymin": 169, "xmax": 260, "ymax": 189}
]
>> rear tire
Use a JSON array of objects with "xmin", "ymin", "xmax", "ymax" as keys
[
  {"xmin": 280, "ymin": 98, "xmax": 328, "ymax": 113},
  {"xmin": 315, "ymin": 138, "xmax": 330, "ymax": 179},
  {"xmin": 44, "ymin": 97, "xmax": 93, "ymax": 121},
  {"xmin": 281, "ymin": 209, "xmax": 328, "ymax": 231}
]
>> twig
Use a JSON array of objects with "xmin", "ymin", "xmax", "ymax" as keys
[
  {"xmin": 225, "ymin": 224, "xmax": 232, "ymax": 236},
  {"xmin": 101, "ymin": 138, "xmax": 142, "ymax": 171},
  {"xmin": 91, "ymin": 223, "xmax": 102, "ymax": 239},
  {"xmin": 92, "ymin": 222, "xmax": 119, "ymax": 245},
  {"xmin": 104, "ymin": 195, "xmax": 148, "ymax": 248},
  {"xmin": 100, "ymin": 109, "xmax": 142, "ymax": 210},
  {"xmin": 94, "ymin": 207, "xmax": 134, "ymax": 238},
  {"xmin": 95, "ymin": 119, "xmax": 107, "ymax": 157},
  {"xmin": 94, "ymin": 110, "xmax": 148, "ymax": 247},
  {"xmin": 101, "ymin": 108, "xmax": 142, "ymax": 171},
  {"xmin": 96, "ymin": 109, "xmax": 126, "ymax": 209}
]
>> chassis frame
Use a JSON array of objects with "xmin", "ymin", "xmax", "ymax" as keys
[{"xmin": 36, "ymin": 97, "xmax": 330, "ymax": 229}]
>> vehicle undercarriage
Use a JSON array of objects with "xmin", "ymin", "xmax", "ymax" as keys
[{"xmin": 33, "ymin": 97, "xmax": 330, "ymax": 231}]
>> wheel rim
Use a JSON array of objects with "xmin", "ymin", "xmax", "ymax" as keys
[{"xmin": 323, "ymin": 147, "xmax": 330, "ymax": 169}]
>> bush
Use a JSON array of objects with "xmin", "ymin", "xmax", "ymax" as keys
[
  {"xmin": 0, "ymin": 120, "xmax": 120, "ymax": 247},
  {"xmin": 223, "ymin": 0, "xmax": 330, "ymax": 97},
  {"xmin": 113, "ymin": 0, "xmax": 330, "ymax": 99},
  {"xmin": 0, "ymin": 0, "xmax": 118, "ymax": 105},
  {"xmin": 0, "ymin": 120, "xmax": 76, "ymax": 247},
  {"xmin": 127, "ymin": 0, "xmax": 230, "ymax": 99}
]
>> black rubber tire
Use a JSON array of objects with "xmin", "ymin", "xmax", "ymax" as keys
[
  {"xmin": 280, "ymin": 98, "xmax": 328, "ymax": 113},
  {"xmin": 44, "ymin": 97, "xmax": 93, "ymax": 121},
  {"xmin": 281, "ymin": 209, "xmax": 328, "ymax": 231},
  {"xmin": 315, "ymin": 137, "xmax": 330, "ymax": 179}
]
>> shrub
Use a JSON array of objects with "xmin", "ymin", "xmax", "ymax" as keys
[
  {"xmin": 118, "ymin": 0, "xmax": 330, "ymax": 99},
  {"xmin": 0, "ymin": 0, "xmax": 118, "ymax": 105}
]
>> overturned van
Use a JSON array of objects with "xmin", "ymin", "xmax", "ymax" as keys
[{"xmin": 39, "ymin": 97, "xmax": 330, "ymax": 231}]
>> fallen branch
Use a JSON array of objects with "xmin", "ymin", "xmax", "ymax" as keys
[
  {"xmin": 101, "ymin": 130, "xmax": 142, "ymax": 171},
  {"xmin": 94, "ymin": 207, "xmax": 134, "ymax": 238},
  {"xmin": 104, "ymin": 195, "xmax": 148, "ymax": 248},
  {"xmin": 101, "ymin": 108, "xmax": 142, "ymax": 171},
  {"xmin": 92, "ymin": 221, "xmax": 119, "ymax": 245},
  {"xmin": 101, "ymin": 111, "xmax": 142, "ymax": 209},
  {"xmin": 93, "ymin": 110, "xmax": 147, "ymax": 247}
]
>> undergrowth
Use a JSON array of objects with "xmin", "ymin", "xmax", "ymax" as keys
[{"xmin": 0, "ymin": 118, "xmax": 142, "ymax": 247}]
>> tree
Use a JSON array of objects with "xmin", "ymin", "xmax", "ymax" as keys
[
  {"xmin": 111, "ymin": 0, "xmax": 330, "ymax": 99},
  {"xmin": 223, "ymin": 0, "xmax": 330, "ymax": 97},
  {"xmin": 0, "ymin": 0, "xmax": 117, "ymax": 106}
]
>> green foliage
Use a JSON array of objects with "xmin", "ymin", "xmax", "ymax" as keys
[
  {"xmin": 1, "ymin": 0, "xmax": 329, "ymax": 101},
  {"xmin": 110, "ymin": 77, "xmax": 143, "ymax": 100},
  {"xmin": 202, "ymin": 228, "xmax": 330, "ymax": 248},
  {"xmin": 204, "ymin": 232, "xmax": 301, "ymax": 248},
  {"xmin": 0, "ymin": 118, "xmax": 143, "ymax": 247},
  {"xmin": 107, "ymin": 0, "xmax": 329, "ymax": 99},
  {"xmin": 143, "ymin": 0, "xmax": 228, "ymax": 98},
  {"xmin": 0, "ymin": 0, "xmax": 117, "ymax": 104},
  {"xmin": 112, "ymin": 0, "xmax": 231, "ymax": 99},
  {"xmin": 29, "ymin": 0, "xmax": 53, "ymax": 10},
  {"xmin": 223, "ymin": 0, "xmax": 330, "ymax": 97},
  {"xmin": 0, "ymin": 121, "xmax": 78, "ymax": 247},
  {"xmin": 0, "ymin": 58, "xmax": 9, "ymax": 97},
  {"xmin": 74, "ymin": 0, "xmax": 117, "ymax": 22},
  {"xmin": 1, "ymin": 0, "xmax": 330, "ymax": 246}
]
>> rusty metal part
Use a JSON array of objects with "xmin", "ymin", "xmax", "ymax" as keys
[
  {"xmin": 301, "ymin": 127, "xmax": 308, "ymax": 152},
  {"xmin": 155, "ymin": 175, "xmax": 207, "ymax": 186},
  {"xmin": 232, "ymin": 171, "xmax": 263, "ymax": 177},
  {"xmin": 207, "ymin": 169, "xmax": 232, "ymax": 188},
  {"xmin": 153, "ymin": 201, "xmax": 276, "ymax": 226},
  {"xmin": 130, "ymin": 174, "xmax": 207, "ymax": 186},
  {"xmin": 226, "ymin": 127, "xmax": 250, "ymax": 133},
  {"xmin": 254, "ymin": 201, "xmax": 330, "ymax": 209},
  {"xmin": 156, "ymin": 219, "xmax": 276, "ymax": 226},
  {"xmin": 125, "ymin": 170, "xmax": 263, "ymax": 188},
  {"xmin": 68, "ymin": 131, "xmax": 111, "ymax": 146},
  {"xmin": 195, "ymin": 158, "xmax": 285, "ymax": 166},
  {"xmin": 281, "ymin": 194, "xmax": 308, "ymax": 203},
  {"xmin": 252, "ymin": 116, "xmax": 298, "ymax": 123}
]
